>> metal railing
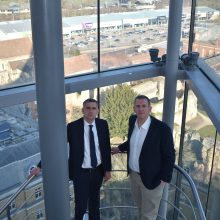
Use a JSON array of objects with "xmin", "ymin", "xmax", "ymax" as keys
[
  {"xmin": 0, "ymin": 165, "xmax": 206, "ymax": 220},
  {"xmin": 0, "ymin": 175, "xmax": 36, "ymax": 216},
  {"xmin": 82, "ymin": 165, "xmax": 206, "ymax": 220},
  {"xmin": 173, "ymin": 165, "xmax": 206, "ymax": 220}
]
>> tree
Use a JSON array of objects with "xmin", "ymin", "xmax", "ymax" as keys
[{"xmin": 101, "ymin": 84, "xmax": 137, "ymax": 138}]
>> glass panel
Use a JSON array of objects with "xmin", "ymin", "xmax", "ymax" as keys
[
  {"xmin": 165, "ymin": 79, "xmax": 185, "ymax": 219},
  {"xmin": 66, "ymin": 90, "xmax": 98, "ymax": 218},
  {"xmin": 100, "ymin": 170, "xmax": 137, "ymax": 219},
  {"xmin": 99, "ymin": 78, "xmax": 185, "ymax": 218},
  {"xmin": 0, "ymin": 0, "xmax": 99, "ymax": 89},
  {"xmin": 0, "ymin": 102, "xmax": 42, "ymax": 219},
  {"xmin": 181, "ymin": 0, "xmax": 192, "ymax": 54},
  {"xmin": 62, "ymin": 1, "xmax": 98, "ymax": 76},
  {"xmin": 194, "ymin": 2, "xmax": 220, "ymax": 77},
  {"xmin": 99, "ymin": 77, "xmax": 183, "ymax": 156},
  {"xmin": 99, "ymin": 1, "xmax": 169, "ymax": 71},
  {"xmin": 65, "ymin": 89, "xmax": 97, "ymax": 123},
  {"xmin": 173, "ymin": 80, "xmax": 185, "ymax": 165},
  {"xmin": 181, "ymin": 89, "xmax": 216, "ymax": 218},
  {"xmin": 99, "ymin": 77, "xmax": 167, "ymax": 138},
  {"xmin": 0, "ymin": 1, "xmax": 34, "ymax": 90},
  {"xmin": 206, "ymin": 132, "xmax": 220, "ymax": 220},
  {"xmin": 0, "ymin": 90, "xmax": 96, "ymax": 219},
  {"xmin": 99, "ymin": 82, "xmax": 139, "ymax": 218}
]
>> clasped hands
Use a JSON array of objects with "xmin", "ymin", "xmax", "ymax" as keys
[{"xmin": 111, "ymin": 147, "xmax": 120, "ymax": 155}]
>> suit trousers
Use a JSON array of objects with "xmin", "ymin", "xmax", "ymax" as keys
[
  {"xmin": 130, "ymin": 170, "xmax": 164, "ymax": 220},
  {"xmin": 73, "ymin": 165, "xmax": 103, "ymax": 220}
]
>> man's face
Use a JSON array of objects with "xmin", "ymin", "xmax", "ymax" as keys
[
  {"xmin": 82, "ymin": 101, "xmax": 99, "ymax": 123},
  {"xmin": 134, "ymin": 98, "xmax": 152, "ymax": 121}
]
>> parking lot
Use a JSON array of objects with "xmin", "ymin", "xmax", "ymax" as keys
[{"xmin": 64, "ymin": 25, "xmax": 169, "ymax": 56}]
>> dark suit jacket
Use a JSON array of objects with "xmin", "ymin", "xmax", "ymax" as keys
[
  {"xmin": 67, "ymin": 117, "xmax": 112, "ymax": 181},
  {"xmin": 119, "ymin": 115, "xmax": 175, "ymax": 189}
]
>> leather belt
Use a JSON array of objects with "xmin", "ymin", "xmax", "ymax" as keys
[{"xmin": 82, "ymin": 164, "xmax": 102, "ymax": 172}]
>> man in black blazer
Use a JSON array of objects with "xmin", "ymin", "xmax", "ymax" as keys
[
  {"xmin": 112, "ymin": 95, "xmax": 175, "ymax": 220},
  {"xmin": 68, "ymin": 98, "xmax": 111, "ymax": 220},
  {"xmin": 30, "ymin": 98, "xmax": 111, "ymax": 220}
]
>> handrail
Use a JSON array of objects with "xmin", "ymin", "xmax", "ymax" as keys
[
  {"xmin": 0, "ymin": 175, "xmax": 36, "ymax": 215},
  {"xmin": 100, "ymin": 166, "xmax": 206, "ymax": 220},
  {"xmin": 160, "ymin": 199, "xmax": 187, "ymax": 220},
  {"xmin": 174, "ymin": 164, "xmax": 206, "ymax": 220},
  {"xmin": 0, "ymin": 165, "xmax": 206, "ymax": 220},
  {"xmin": 111, "ymin": 160, "xmax": 206, "ymax": 219},
  {"xmin": 169, "ymin": 182, "xmax": 197, "ymax": 219}
]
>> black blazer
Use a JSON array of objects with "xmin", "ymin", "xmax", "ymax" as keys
[
  {"xmin": 119, "ymin": 115, "xmax": 175, "ymax": 189},
  {"xmin": 67, "ymin": 117, "xmax": 112, "ymax": 181}
]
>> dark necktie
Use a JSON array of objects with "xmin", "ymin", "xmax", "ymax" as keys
[{"xmin": 89, "ymin": 125, "xmax": 97, "ymax": 168}]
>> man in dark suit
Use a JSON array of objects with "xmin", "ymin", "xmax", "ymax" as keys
[
  {"xmin": 68, "ymin": 98, "xmax": 111, "ymax": 220},
  {"xmin": 30, "ymin": 98, "xmax": 111, "ymax": 220},
  {"xmin": 112, "ymin": 95, "xmax": 175, "ymax": 220}
]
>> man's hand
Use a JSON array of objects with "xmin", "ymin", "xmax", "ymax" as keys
[
  {"xmin": 103, "ymin": 171, "xmax": 111, "ymax": 182},
  {"xmin": 28, "ymin": 167, "xmax": 41, "ymax": 179},
  {"xmin": 111, "ymin": 147, "xmax": 120, "ymax": 155},
  {"xmin": 160, "ymin": 180, "xmax": 166, "ymax": 186}
]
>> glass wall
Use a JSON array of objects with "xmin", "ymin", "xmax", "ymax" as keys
[
  {"xmin": 99, "ymin": 78, "xmax": 167, "ymax": 141},
  {"xmin": 0, "ymin": 90, "xmax": 96, "ymax": 219},
  {"xmin": 181, "ymin": 0, "xmax": 192, "ymax": 54},
  {"xmin": 0, "ymin": 0, "xmax": 33, "ymax": 89},
  {"xmin": 98, "ymin": 78, "xmax": 165, "ymax": 218},
  {"xmin": 1, "ymin": 1, "xmax": 220, "ymax": 219},
  {"xmin": 65, "ymin": 89, "xmax": 97, "ymax": 123},
  {"xmin": 62, "ymin": 0, "xmax": 98, "ymax": 76},
  {"xmin": 99, "ymin": 0, "xmax": 169, "ymax": 71},
  {"xmin": 195, "ymin": 1, "xmax": 220, "ymax": 76},
  {"xmin": 99, "ymin": 77, "xmax": 184, "ymax": 165},
  {"xmin": 0, "ymin": 0, "xmax": 171, "ymax": 88},
  {"xmin": 0, "ymin": 101, "xmax": 41, "ymax": 220},
  {"xmin": 0, "ymin": 0, "xmax": 193, "ymax": 89},
  {"xmin": 206, "ymin": 132, "xmax": 220, "ymax": 220},
  {"xmin": 180, "ymin": 88, "xmax": 219, "ymax": 219}
]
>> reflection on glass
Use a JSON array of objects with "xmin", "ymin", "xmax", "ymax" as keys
[
  {"xmin": 206, "ymin": 132, "xmax": 220, "ymax": 219},
  {"xmin": 181, "ymin": 89, "xmax": 216, "ymax": 218}
]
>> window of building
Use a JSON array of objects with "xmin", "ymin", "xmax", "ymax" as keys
[
  {"xmin": 36, "ymin": 210, "xmax": 44, "ymax": 219},
  {"xmin": 35, "ymin": 187, "xmax": 42, "ymax": 200},
  {"xmin": 1, "ymin": 63, "xmax": 4, "ymax": 71},
  {"xmin": 8, "ymin": 201, "xmax": 16, "ymax": 210}
]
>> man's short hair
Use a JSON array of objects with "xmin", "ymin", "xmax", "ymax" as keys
[
  {"xmin": 134, "ymin": 95, "xmax": 151, "ymax": 105},
  {"xmin": 83, "ymin": 98, "xmax": 98, "ymax": 107}
]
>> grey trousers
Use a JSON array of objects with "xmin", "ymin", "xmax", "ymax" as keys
[{"xmin": 130, "ymin": 170, "xmax": 165, "ymax": 220}]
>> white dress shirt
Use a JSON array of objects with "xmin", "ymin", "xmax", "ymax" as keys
[
  {"xmin": 82, "ymin": 120, "xmax": 101, "ymax": 168},
  {"xmin": 129, "ymin": 116, "xmax": 151, "ymax": 172}
]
